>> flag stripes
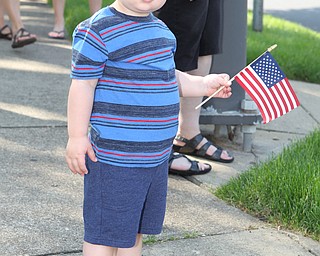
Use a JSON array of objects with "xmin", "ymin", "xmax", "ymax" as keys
[{"xmin": 235, "ymin": 52, "xmax": 300, "ymax": 123}]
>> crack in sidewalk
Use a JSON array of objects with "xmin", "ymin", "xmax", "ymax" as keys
[
  {"xmin": 0, "ymin": 125, "xmax": 67, "ymax": 129},
  {"xmin": 30, "ymin": 249, "xmax": 82, "ymax": 256}
]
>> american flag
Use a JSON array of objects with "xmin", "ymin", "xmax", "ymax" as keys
[{"xmin": 235, "ymin": 52, "xmax": 300, "ymax": 124}]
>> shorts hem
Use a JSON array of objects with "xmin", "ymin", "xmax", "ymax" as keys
[
  {"xmin": 139, "ymin": 228, "xmax": 162, "ymax": 235},
  {"xmin": 84, "ymin": 236, "xmax": 136, "ymax": 249}
]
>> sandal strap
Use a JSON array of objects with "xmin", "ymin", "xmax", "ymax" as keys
[
  {"xmin": 14, "ymin": 28, "xmax": 28, "ymax": 39},
  {"xmin": 175, "ymin": 133, "xmax": 204, "ymax": 149},
  {"xmin": 189, "ymin": 160, "xmax": 202, "ymax": 173},
  {"xmin": 0, "ymin": 25, "xmax": 12, "ymax": 39},
  {"xmin": 168, "ymin": 150, "xmax": 183, "ymax": 166},
  {"xmin": 188, "ymin": 134, "xmax": 205, "ymax": 148},
  {"xmin": 196, "ymin": 141, "xmax": 211, "ymax": 156},
  {"xmin": 169, "ymin": 150, "xmax": 196, "ymax": 166},
  {"xmin": 212, "ymin": 148, "xmax": 223, "ymax": 160},
  {"xmin": 0, "ymin": 24, "xmax": 10, "ymax": 33},
  {"xmin": 197, "ymin": 140, "xmax": 223, "ymax": 160},
  {"xmin": 174, "ymin": 135, "xmax": 189, "ymax": 144},
  {"xmin": 169, "ymin": 151, "xmax": 205, "ymax": 174},
  {"xmin": 174, "ymin": 133, "xmax": 230, "ymax": 161}
]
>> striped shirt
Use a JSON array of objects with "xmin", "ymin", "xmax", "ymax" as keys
[{"xmin": 71, "ymin": 7, "xmax": 179, "ymax": 167}]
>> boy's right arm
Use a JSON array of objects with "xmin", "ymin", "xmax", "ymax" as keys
[{"xmin": 65, "ymin": 79, "xmax": 98, "ymax": 176}]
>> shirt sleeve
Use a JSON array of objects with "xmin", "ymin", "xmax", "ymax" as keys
[{"xmin": 70, "ymin": 22, "xmax": 108, "ymax": 80}]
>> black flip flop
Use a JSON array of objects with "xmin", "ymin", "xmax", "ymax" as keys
[{"xmin": 48, "ymin": 30, "xmax": 65, "ymax": 39}]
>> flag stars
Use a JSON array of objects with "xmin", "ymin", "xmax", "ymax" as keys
[{"xmin": 252, "ymin": 53, "xmax": 285, "ymax": 88}]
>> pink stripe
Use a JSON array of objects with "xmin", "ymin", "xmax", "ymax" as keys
[
  {"xmin": 101, "ymin": 22, "xmax": 138, "ymax": 36},
  {"xmin": 99, "ymin": 79, "xmax": 176, "ymax": 87},
  {"xmin": 78, "ymin": 28, "xmax": 105, "ymax": 46},
  {"xmin": 91, "ymin": 115, "xmax": 178, "ymax": 123},
  {"xmin": 128, "ymin": 50, "xmax": 171, "ymax": 62},
  {"xmin": 93, "ymin": 144, "xmax": 171, "ymax": 158},
  {"xmin": 72, "ymin": 63, "xmax": 105, "ymax": 70}
]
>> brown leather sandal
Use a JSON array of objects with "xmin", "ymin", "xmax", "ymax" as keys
[{"xmin": 12, "ymin": 28, "xmax": 37, "ymax": 48}]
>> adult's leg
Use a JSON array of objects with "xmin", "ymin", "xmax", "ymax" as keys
[
  {"xmin": 168, "ymin": 57, "xmax": 214, "ymax": 173},
  {"xmin": 177, "ymin": 55, "xmax": 212, "ymax": 137},
  {"xmin": 0, "ymin": 1, "xmax": 6, "ymax": 27},
  {"xmin": 175, "ymin": 55, "xmax": 233, "ymax": 161},
  {"xmin": 166, "ymin": 0, "xmax": 232, "ymax": 162},
  {"xmin": 48, "ymin": 0, "xmax": 66, "ymax": 38},
  {"xmin": 1, "ymin": 0, "xmax": 36, "ymax": 47},
  {"xmin": 158, "ymin": 0, "xmax": 213, "ymax": 173},
  {"xmin": 1, "ymin": 0, "xmax": 23, "ymax": 34},
  {"xmin": 0, "ymin": 1, "xmax": 12, "ymax": 39},
  {"xmin": 89, "ymin": 0, "xmax": 102, "ymax": 14}
]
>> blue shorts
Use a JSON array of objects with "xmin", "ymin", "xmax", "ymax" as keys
[{"xmin": 83, "ymin": 156, "xmax": 169, "ymax": 248}]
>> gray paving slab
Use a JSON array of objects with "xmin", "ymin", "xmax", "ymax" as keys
[
  {"xmin": 163, "ymin": 176, "xmax": 263, "ymax": 238},
  {"xmin": 143, "ymin": 229, "xmax": 320, "ymax": 256},
  {"xmin": 0, "ymin": 0, "xmax": 71, "ymax": 128},
  {"xmin": 290, "ymin": 81, "xmax": 320, "ymax": 123},
  {"xmin": 0, "ymin": 127, "xmax": 83, "ymax": 256},
  {"xmin": 256, "ymin": 81, "xmax": 320, "ymax": 134}
]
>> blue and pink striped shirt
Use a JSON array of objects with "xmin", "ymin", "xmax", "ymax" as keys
[{"xmin": 71, "ymin": 7, "xmax": 179, "ymax": 167}]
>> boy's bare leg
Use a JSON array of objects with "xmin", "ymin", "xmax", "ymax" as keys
[
  {"xmin": 83, "ymin": 241, "xmax": 117, "ymax": 256},
  {"xmin": 82, "ymin": 234, "xmax": 142, "ymax": 256},
  {"xmin": 83, "ymin": 242, "xmax": 118, "ymax": 256},
  {"xmin": 175, "ymin": 55, "xmax": 232, "ymax": 161},
  {"xmin": 89, "ymin": 0, "xmax": 102, "ymax": 14},
  {"xmin": 117, "ymin": 234, "xmax": 143, "ymax": 256}
]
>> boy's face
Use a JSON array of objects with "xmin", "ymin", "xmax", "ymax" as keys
[{"xmin": 112, "ymin": 0, "xmax": 166, "ymax": 16}]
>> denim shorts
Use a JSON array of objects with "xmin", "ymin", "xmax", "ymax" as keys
[{"xmin": 83, "ymin": 156, "xmax": 169, "ymax": 248}]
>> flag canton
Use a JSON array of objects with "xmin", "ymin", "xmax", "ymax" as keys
[{"xmin": 251, "ymin": 52, "xmax": 285, "ymax": 88}]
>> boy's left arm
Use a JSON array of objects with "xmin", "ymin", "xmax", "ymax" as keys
[{"xmin": 175, "ymin": 70, "xmax": 232, "ymax": 99}]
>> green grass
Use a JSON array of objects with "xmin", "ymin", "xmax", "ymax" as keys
[
  {"xmin": 215, "ymin": 130, "xmax": 320, "ymax": 241},
  {"xmin": 247, "ymin": 12, "xmax": 320, "ymax": 84},
  {"xmin": 64, "ymin": 0, "xmax": 114, "ymax": 37}
]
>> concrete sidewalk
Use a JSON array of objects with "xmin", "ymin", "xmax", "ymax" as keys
[{"xmin": 0, "ymin": 1, "xmax": 319, "ymax": 255}]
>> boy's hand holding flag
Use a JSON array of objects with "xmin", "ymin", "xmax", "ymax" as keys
[{"xmin": 196, "ymin": 45, "xmax": 300, "ymax": 124}]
